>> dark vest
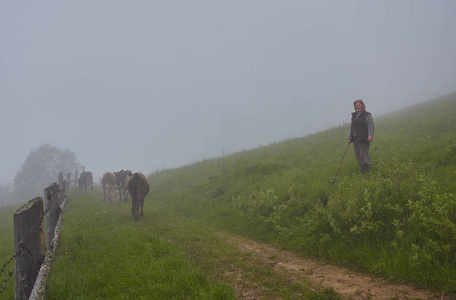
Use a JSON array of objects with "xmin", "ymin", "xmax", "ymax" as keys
[{"xmin": 351, "ymin": 110, "xmax": 371, "ymax": 143}]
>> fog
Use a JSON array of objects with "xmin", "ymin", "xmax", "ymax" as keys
[{"xmin": 1, "ymin": 1, "xmax": 456, "ymax": 184}]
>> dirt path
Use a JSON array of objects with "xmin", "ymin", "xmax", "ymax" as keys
[
  {"xmin": 153, "ymin": 214, "xmax": 452, "ymax": 299},
  {"xmin": 225, "ymin": 235, "xmax": 449, "ymax": 300}
]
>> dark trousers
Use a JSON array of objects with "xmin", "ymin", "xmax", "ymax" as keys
[{"xmin": 353, "ymin": 142, "xmax": 371, "ymax": 166}]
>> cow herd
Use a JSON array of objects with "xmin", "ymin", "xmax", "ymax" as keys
[{"xmin": 79, "ymin": 169, "xmax": 150, "ymax": 221}]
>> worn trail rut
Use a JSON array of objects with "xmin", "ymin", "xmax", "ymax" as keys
[
  {"xmin": 224, "ymin": 235, "xmax": 449, "ymax": 300},
  {"xmin": 154, "ymin": 213, "xmax": 452, "ymax": 299}
]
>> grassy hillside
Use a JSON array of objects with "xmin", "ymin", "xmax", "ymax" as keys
[
  {"xmin": 148, "ymin": 93, "xmax": 456, "ymax": 293},
  {"xmin": 1, "ymin": 93, "xmax": 455, "ymax": 298}
]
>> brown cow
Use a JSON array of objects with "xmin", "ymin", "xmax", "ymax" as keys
[
  {"xmin": 101, "ymin": 172, "xmax": 116, "ymax": 201},
  {"xmin": 127, "ymin": 172, "xmax": 149, "ymax": 221}
]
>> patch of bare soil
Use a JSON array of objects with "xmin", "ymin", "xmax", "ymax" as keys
[{"xmin": 227, "ymin": 235, "xmax": 451, "ymax": 300}]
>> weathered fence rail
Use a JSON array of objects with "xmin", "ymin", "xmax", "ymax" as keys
[{"xmin": 12, "ymin": 180, "xmax": 67, "ymax": 300}]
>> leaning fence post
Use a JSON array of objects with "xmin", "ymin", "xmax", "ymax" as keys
[
  {"xmin": 14, "ymin": 197, "xmax": 45, "ymax": 300},
  {"xmin": 44, "ymin": 183, "xmax": 61, "ymax": 250}
]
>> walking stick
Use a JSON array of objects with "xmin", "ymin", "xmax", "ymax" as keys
[{"xmin": 331, "ymin": 142, "xmax": 351, "ymax": 184}]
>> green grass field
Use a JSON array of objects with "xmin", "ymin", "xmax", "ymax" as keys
[
  {"xmin": 43, "ymin": 189, "xmax": 236, "ymax": 299},
  {"xmin": 45, "ymin": 190, "xmax": 335, "ymax": 299},
  {"xmin": 1, "ymin": 92, "xmax": 455, "ymax": 298}
]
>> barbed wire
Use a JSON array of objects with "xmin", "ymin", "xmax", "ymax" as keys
[
  {"xmin": 0, "ymin": 258, "xmax": 14, "ymax": 294},
  {"xmin": 0, "ymin": 187, "xmax": 60, "ymax": 295}
]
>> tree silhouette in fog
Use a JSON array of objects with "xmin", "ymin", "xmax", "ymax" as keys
[{"xmin": 13, "ymin": 144, "xmax": 81, "ymax": 203}]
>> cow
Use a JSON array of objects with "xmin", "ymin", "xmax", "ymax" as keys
[
  {"xmin": 78, "ymin": 171, "xmax": 93, "ymax": 190},
  {"xmin": 114, "ymin": 169, "xmax": 132, "ymax": 202},
  {"xmin": 101, "ymin": 172, "xmax": 116, "ymax": 201},
  {"xmin": 127, "ymin": 172, "xmax": 149, "ymax": 221}
]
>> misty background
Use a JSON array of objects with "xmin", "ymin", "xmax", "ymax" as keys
[{"xmin": 2, "ymin": 1, "xmax": 456, "ymax": 189}]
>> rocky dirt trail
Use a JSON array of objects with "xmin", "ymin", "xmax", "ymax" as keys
[{"xmin": 225, "ymin": 234, "xmax": 451, "ymax": 300}]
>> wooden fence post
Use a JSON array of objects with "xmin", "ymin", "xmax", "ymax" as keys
[
  {"xmin": 44, "ymin": 183, "xmax": 61, "ymax": 251},
  {"xmin": 66, "ymin": 173, "xmax": 71, "ymax": 189},
  {"xmin": 58, "ymin": 172, "xmax": 63, "ymax": 185},
  {"xmin": 30, "ymin": 186, "xmax": 67, "ymax": 300},
  {"xmin": 14, "ymin": 197, "xmax": 45, "ymax": 300},
  {"xmin": 60, "ymin": 180, "xmax": 67, "ymax": 199}
]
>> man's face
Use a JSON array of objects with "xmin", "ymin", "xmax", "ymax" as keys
[{"xmin": 355, "ymin": 102, "xmax": 364, "ymax": 112}]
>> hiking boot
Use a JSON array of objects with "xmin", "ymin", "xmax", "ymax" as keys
[{"xmin": 360, "ymin": 164, "xmax": 370, "ymax": 173}]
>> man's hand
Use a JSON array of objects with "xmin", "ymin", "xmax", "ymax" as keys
[{"xmin": 367, "ymin": 136, "xmax": 373, "ymax": 142}]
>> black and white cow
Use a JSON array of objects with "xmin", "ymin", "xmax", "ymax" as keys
[{"xmin": 114, "ymin": 169, "xmax": 132, "ymax": 202}]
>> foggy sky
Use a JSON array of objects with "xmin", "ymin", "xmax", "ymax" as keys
[{"xmin": 2, "ymin": 0, "xmax": 456, "ymax": 184}]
